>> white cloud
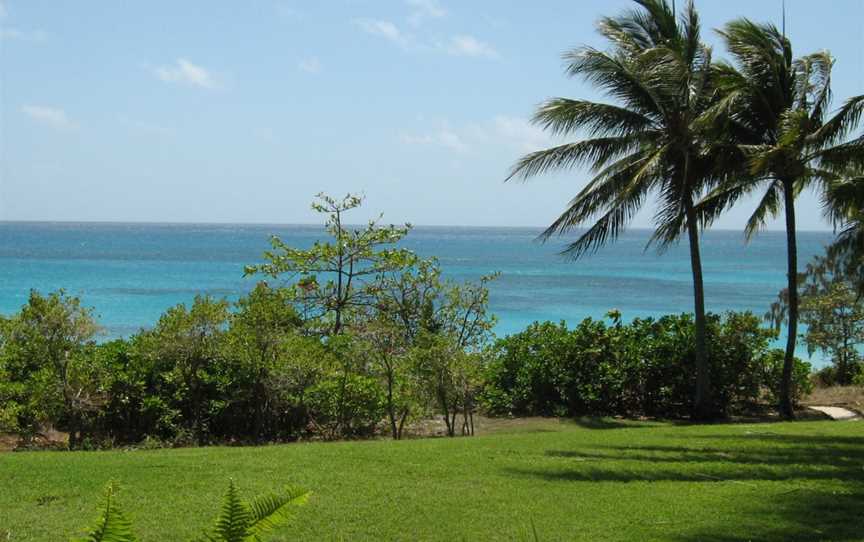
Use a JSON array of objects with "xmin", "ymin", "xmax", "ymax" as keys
[
  {"xmin": 1, "ymin": 28, "xmax": 48, "ymax": 41},
  {"xmin": 401, "ymin": 115, "xmax": 550, "ymax": 155},
  {"xmin": 407, "ymin": 0, "xmax": 446, "ymax": 26},
  {"xmin": 21, "ymin": 105, "xmax": 75, "ymax": 131},
  {"xmin": 298, "ymin": 56, "xmax": 323, "ymax": 74},
  {"xmin": 492, "ymin": 115, "xmax": 551, "ymax": 152},
  {"xmin": 153, "ymin": 58, "xmax": 218, "ymax": 89},
  {"xmin": 118, "ymin": 115, "xmax": 170, "ymax": 136},
  {"xmin": 354, "ymin": 18, "xmax": 411, "ymax": 49},
  {"xmin": 401, "ymin": 129, "xmax": 469, "ymax": 153},
  {"xmin": 443, "ymin": 35, "xmax": 498, "ymax": 59}
]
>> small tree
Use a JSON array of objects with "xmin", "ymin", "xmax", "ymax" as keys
[
  {"xmin": 224, "ymin": 283, "xmax": 303, "ymax": 442},
  {"xmin": 768, "ymin": 252, "xmax": 864, "ymax": 385},
  {"xmin": 354, "ymin": 317, "xmax": 415, "ymax": 440},
  {"xmin": 1, "ymin": 290, "xmax": 100, "ymax": 447},
  {"xmin": 137, "ymin": 295, "xmax": 229, "ymax": 444},
  {"xmin": 244, "ymin": 193, "xmax": 416, "ymax": 336}
]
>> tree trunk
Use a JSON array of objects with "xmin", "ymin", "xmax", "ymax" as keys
[
  {"xmin": 386, "ymin": 370, "xmax": 399, "ymax": 440},
  {"xmin": 685, "ymin": 196, "xmax": 711, "ymax": 420},
  {"xmin": 780, "ymin": 180, "xmax": 798, "ymax": 419}
]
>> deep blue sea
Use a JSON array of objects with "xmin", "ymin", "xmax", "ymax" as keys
[{"xmin": 0, "ymin": 223, "xmax": 834, "ymax": 364}]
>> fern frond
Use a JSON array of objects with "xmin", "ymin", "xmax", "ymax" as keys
[
  {"xmin": 77, "ymin": 482, "xmax": 137, "ymax": 542},
  {"xmin": 246, "ymin": 486, "xmax": 311, "ymax": 541},
  {"xmin": 206, "ymin": 479, "xmax": 253, "ymax": 542}
]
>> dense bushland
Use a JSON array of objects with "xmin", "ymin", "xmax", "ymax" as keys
[{"xmin": 480, "ymin": 312, "xmax": 812, "ymax": 418}]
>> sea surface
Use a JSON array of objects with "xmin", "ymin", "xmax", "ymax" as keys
[{"xmin": 0, "ymin": 222, "xmax": 834, "ymax": 364}]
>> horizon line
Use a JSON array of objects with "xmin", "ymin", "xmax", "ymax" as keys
[{"xmin": 0, "ymin": 218, "xmax": 837, "ymax": 235}]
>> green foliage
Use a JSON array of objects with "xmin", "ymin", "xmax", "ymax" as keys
[
  {"xmin": 244, "ymin": 193, "xmax": 416, "ymax": 335},
  {"xmin": 769, "ymin": 250, "xmax": 864, "ymax": 385},
  {"xmin": 76, "ymin": 481, "xmax": 309, "ymax": 542},
  {"xmin": 134, "ymin": 295, "xmax": 230, "ymax": 444},
  {"xmin": 0, "ymin": 290, "xmax": 101, "ymax": 447},
  {"xmin": 305, "ymin": 374, "xmax": 385, "ymax": 439},
  {"xmin": 76, "ymin": 482, "xmax": 137, "ymax": 542},
  {"xmin": 481, "ymin": 311, "xmax": 804, "ymax": 418},
  {"xmin": 201, "ymin": 480, "xmax": 309, "ymax": 542}
]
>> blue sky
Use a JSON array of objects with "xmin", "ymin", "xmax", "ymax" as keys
[{"xmin": 1, "ymin": 0, "xmax": 862, "ymax": 230}]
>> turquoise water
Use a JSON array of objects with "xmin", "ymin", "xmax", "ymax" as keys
[{"xmin": 0, "ymin": 222, "xmax": 833, "ymax": 363}]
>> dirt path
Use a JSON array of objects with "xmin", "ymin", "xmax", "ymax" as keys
[{"xmin": 807, "ymin": 406, "xmax": 862, "ymax": 420}]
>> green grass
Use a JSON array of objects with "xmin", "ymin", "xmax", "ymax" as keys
[{"xmin": 1, "ymin": 418, "xmax": 862, "ymax": 541}]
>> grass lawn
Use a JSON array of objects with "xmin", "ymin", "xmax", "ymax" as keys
[{"xmin": 1, "ymin": 418, "xmax": 862, "ymax": 541}]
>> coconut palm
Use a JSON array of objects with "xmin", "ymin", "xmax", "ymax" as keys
[
  {"xmin": 699, "ymin": 19, "xmax": 864, "ymax": 417},
  {"xmin": 507, "ymin": 0, "xmax": 723, "ymax": 419},
  {"xmin": 823, "ymin": 174, "xmax": 864, "ymax": 291}
]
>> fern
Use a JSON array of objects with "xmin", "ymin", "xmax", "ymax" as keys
[
  {"xmin": 77, "ymin": 482, "xmax": 137, "ymax": 542},
  {"xmin": 201, "ymin": 479, "xmax": 310, "ymax": 542},
  {"xmin": 246, "ymin": 487, "xmax": 310, "ymax": 541},
  {"xmin": 77, "ymin": 480, "xmax": 309, "ymax": 542}
]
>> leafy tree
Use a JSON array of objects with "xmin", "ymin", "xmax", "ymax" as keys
[
  {"xmin": 136, "ymin": 295, "xmax": 230, "ymax": 444},
  {"xmin": 506, "ymin": 0, "xmax": 723, "ymax": 419},
  {"xmin": 1, "ymin": 290, "xmax": 100, "ymax": 447},
  {"xmin": 410, "ymin": 333, "xmax": 475, "ymax": 437},
  {"xmin": 244, "ymin": 193, "xmax": 416, "ymax": 336},
  {"xmin": 224, "ymin": 283, "xmax": 303, "ymax": 442},
  {"xmin": 701, "ymin": 19, "xmax": 864, "ymax": 416},
  {"xmin": 354, "ymin": 317, "xmax": 415, "ymax": 440},
  {"xmin": 769, "ymin": 251, "xmax": 864, "ymax": 385}
]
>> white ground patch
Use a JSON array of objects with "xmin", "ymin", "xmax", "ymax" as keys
[{"xmin": 808, "ymin": 406, "xmax": 861, "ymax": 420}]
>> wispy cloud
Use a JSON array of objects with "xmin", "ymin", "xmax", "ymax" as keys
[
  {"xmin": 401, "ymin": 115, "xmax": 550, "ymax": 155},
  {"xmin": 442, "ymin": 35, "xmax": 498, "ymax": 59},
  {"xmin": 354, "ymin": 17, "xmax": 499, "ymax": 60},
  {"xmin": 491, "ymin": 115, "xmax": 550, "ymax": 152},
  {"xmin": 298, "ymin": 56, "xmax": 323, "ymax": 74},
  {"xmin": 21, "ymin": 105, "xmax": 76, "ymax": 131},
  {"xmin": 118, "ymin": 115, "xmax": 171, "ymax": 137},
  {"xmin": 354, "ymin": 18, "xmax": 411, "ymax": 49},
  {"xmin": 401, "ymin": 129, "xmax": 469, "ymax": 153},
  {"xmin": 153, "ymin": 58, "xmax": 218, "ymax": 89},
  {"xmin": 0, "ymin": 2, "xmax": 49, "ymax": 41},
  {"xmin": 1, "ymin": 28, "xmax": 48, "ymax": 41},
  {"xmin": 407, "ymin": 0, "xmax": 446, "ymax": 27}
]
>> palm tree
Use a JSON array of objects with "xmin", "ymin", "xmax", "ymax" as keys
[
  {"xmin": 507, "ymin": 0, "xmax": 722, "ymax": 419},
  {"xmin": 700, "ymin": 19, "xmax": 864, "ymax": 417},
  {"xmin": 823, "ymin": 174, "xmax": 864, "ymax": 291}
]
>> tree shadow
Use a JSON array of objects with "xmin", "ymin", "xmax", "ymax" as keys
[
  {"xmin": 507, "ymin": 430, "xmax": 864, "ymax": 541},
  {"xmin": 568, "ymin": 417, "xmax": 649, "ymax": 430}
]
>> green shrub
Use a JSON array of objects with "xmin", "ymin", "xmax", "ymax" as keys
[
  {"xmin": 305, "ymin": 375, "xmax": 385, "ymax": 439},
  {"xmin": 761, "ymin": 349, "xmax": 813, "ymax": 405},
  {"xmin": 480, "ymin": 312, "xmax": 795, "ymax": 419}
]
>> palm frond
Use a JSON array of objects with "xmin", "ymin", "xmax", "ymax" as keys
[
  {"xmin": 505, "ymin": 135, "xmax": 649, "ymax": 181},
  {"xmin": 532, "ymin": 98, "xmax": 654, "ymax": 137},
  {"xmin": 745, "ymin": 180, "xmax": 784, "ymax": 239}
]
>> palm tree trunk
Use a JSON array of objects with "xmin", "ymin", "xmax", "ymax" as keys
[
  {"xmin": 780, "ymin": 180, "xmax": 798, "ymax": 419},
  {"xmin": 685, "ymin": 195, "xmax": 711, "ymax": 420}
]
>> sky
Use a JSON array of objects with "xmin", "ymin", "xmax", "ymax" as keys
[{"xmin": 1, "ymin": 0, "xmax": 862, "ymax": 230}]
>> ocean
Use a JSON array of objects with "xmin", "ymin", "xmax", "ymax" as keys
[{"xmin": 0, "ymin": 222, "xmax": 834, "ymax": 364}]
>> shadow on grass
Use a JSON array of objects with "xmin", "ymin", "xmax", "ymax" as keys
[{"xmin": 509, "ymin": 431, "xmax": 864, "ymax": 541}]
